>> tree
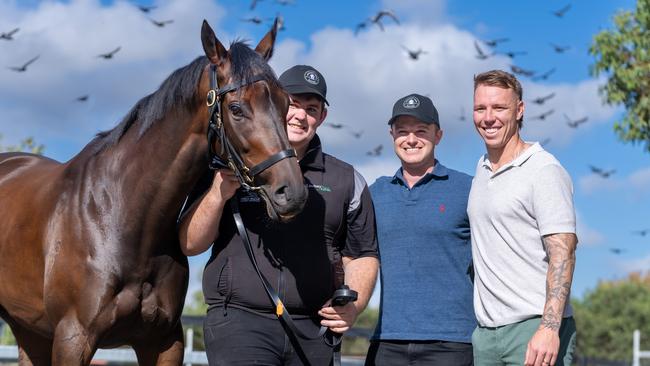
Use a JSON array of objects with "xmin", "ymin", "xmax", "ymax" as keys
[
  {"xmin": 572, "ymin": 272, "xmax": 650, "ymax": 363},
  {"xmin": 0, "ymin": 134, "xmax": 45, "ymax": 154},
  {"xmin": 590, "ymin": 0, "xmax": 650, "ymax": 152}
]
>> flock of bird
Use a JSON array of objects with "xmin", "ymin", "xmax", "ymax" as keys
[
  {"xmin": 2, "ymin": 1, "xmax": 645, "ymax": 253},
  {"xmin": 233, "ymin": 2, "xmax": 594, "ymax": 159},
  {"xmin": 2, "ymin": 3, "xmax": 173, "ymax": 103}
]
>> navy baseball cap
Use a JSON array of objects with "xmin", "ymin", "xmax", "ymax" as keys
[
  {"xmin": 388, "ymin": 93, "xmax": 440, "ymax": 127},
  {"xmin": 278, "ymin": 65, "xmax": 329, "ymax": 105}
]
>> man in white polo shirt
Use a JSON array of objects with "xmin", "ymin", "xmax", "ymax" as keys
[{"xmin": 468, "ymin": 69, "xmax": 578, "ymax": 366}]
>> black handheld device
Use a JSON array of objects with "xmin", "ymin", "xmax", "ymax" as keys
[{"xmin": 331, "ymin": 285, "xmax": 358, "ymax": 307}]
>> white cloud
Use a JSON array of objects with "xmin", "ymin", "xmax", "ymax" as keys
[
  {"xmin": 615, "ymin": 254, "xmax": 650, "ymax": 274},
  {"xmin": 267, "ymin": 22, "xmax": 620, "ymax": 169},
  {"xmin": 629, "ymin": 167, "xmax": 650, "ymax": 192}
]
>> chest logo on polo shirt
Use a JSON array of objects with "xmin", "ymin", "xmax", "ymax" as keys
[
  {"xmin": 439, "ymin": 204, "xmax": 446, "ymax": 213},
  {"xmin": 307, "ymin": 184, "xmax": 331, "ymax": 192}
]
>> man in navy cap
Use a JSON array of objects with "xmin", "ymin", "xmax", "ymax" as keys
[
  {"xmin": 365, "ymin": 93, "xmax": 476, "ymax": 365},
  {"xmin": 179, "ymin": 64, "xmax": 379, "ymax": 365}
]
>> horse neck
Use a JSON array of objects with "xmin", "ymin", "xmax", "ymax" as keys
[{"xmin": 70, "ymin": 107, "xmax": 210, "ymax": 244}]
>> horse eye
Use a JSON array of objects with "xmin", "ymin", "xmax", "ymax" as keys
[{"xmin": 229, "ymin": 103, "xmax": 243, "ymax": 117}]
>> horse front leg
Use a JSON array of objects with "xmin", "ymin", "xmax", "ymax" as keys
[
  {"xmin": 133, "ymin": 322, "xmax": 184, "ymax": 366},
  {"xmin": 51, "ymin": 316, "xmax": 97, "ymax": 366},
  {"xmin": 10, "ymin": 324, "xmax": 53, "ymax": 366}
]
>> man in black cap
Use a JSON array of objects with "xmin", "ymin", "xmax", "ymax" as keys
[
  {"xmin": 179, "ymin": 64, "xmax": 379, "ymax": 365},
  {"xmin": 365, "ymin": 93, "xmax": 476, "ymax": 365}
]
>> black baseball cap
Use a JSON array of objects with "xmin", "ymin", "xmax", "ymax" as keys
[
  {"xmin": 388, "ymin": 93, "xmax": 440, "ymax": 127},
  {"xmin": 278, "ymin": 65, "xmax": 329, "ymax": 105}
]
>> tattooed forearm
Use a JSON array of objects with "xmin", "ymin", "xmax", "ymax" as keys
[{"xmin": 541, "ymin": 233, "xmax": 577, "ymax": 331}]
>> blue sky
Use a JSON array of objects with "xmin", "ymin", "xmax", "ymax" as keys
[{"xmin": 1, "ymin": 0, "xmax": 648, "ymax": 308}]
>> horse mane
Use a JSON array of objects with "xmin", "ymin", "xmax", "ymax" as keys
[{"xmin": 88, "ymin": 40, "xmax": 279, "ymax": 155}]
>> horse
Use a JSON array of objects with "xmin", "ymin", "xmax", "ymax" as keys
[{"xmin": 0, "ymin": 19, "xmax": 307, "ymax": 365}]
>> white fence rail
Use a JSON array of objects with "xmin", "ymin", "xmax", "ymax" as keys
[
  {"xmin": 0, "ymin": 328, "xmax": 208, "ymax": 365},
  {"xmin": 633, "ymin": 329, "xmax": 650, "ymax": 366},
  {"xmin": 0, "ymin": 322, "xmax": 364, "ymax": 365}
]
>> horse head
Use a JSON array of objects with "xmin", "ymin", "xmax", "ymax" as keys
[{"xmin": 200, "ymin": 20, "xmax": 307, "ymax": 222}]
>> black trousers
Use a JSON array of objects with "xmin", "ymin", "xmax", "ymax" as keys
[
  {"xmin": 365, "ymin": 339, "xmax": 473, "ymax": 366},
  {"xmin": 204, "ymin": 306, "xmax": 334, "ymax": 366}
]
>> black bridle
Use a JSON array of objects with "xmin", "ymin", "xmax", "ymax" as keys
[{"xmin": 205, "ymin": 64, "xmax": 296, "ymax": 191}]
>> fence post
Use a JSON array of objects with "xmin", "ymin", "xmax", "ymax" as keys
[
  {"xmin": 633, "ymin": 329, "xmax": 640, "ymax": 366},
  {"xmin": 185, "ymin": 328, "xmax": 194, "ymax": 366}
]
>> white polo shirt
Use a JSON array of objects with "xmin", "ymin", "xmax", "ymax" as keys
[{"xmin": 467, "ymin": 142, "xmax": 576, "ymax": 327}]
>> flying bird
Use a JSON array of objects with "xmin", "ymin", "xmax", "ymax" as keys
[
  {"xmin": 510, "ymin": 65, "xmax": 536, "ymax": 77},
  {"xmin": 368, "ymin": 10, "xmax": 400, "ymax": 31},
  {"xmin": 401, "ymin": 45, "xmax": 427, "ymax": 60},
  {"xmin": 250, "ymin": 0, "xmax": 263, "ymax": 10},
  {"xmin": 550, "ymin": 43, "xmax": 571, "ymax": 53},
  {"xmin": 609, "ymin": 248, "xmax": 625, "ymax": 255},
  {"xmin": 97, "ymin": 47, "xmax": 121, "ymax": 59},
  {"xmin": 276, "ymin": 0, "xmax": 294, "ymax": 5},
  {"xmin": 241, "ymin": 16, "xmax": 267, "ymax": 25},
  {"xmin": 8, "ymin": 55, "xmax": 39, "ymax": 72},
  {"xmin": 474, "ymin": 41, "xmax": 491, "ymax": 60},
  {"xmin": 366, "ymin": 144, "xmax": 383, "ymax": 157},
  {"xmin": 529, "ymin": 109, "xmax": 555, "ymax": 121},
  {"xmin": 499, "ymin": 50, "xmax": 527, "ymax": 59},
  {"xmin": 531, "ymin": 93, "xmax": 556, "ymax": 105},
  {"xmin": 354, "ymin": 22, "xmax": 367, "ymax": 35},
  {"xmin": 75, "ymin": 95, "xmax": 89, "ymax": 102},
  {"xmin": 350, "ymin": 130, "xmax": 364, "ymax": 139},
  {"xmin": 0, "ymin": 28, "xmax": 19, "ymax": 40},
  {"xmin": 326, "ymin": 123, "xmax": 346, "ymax": 129},
  {"xmin": 564, "ymin": 114, "xmax": 588, "ymax": 128},
  {"xmin": 532, "ymin": 68, "xmax": 556, "ymax": 81},
  {"xmin": 482, "ymin": 38, "xmax": 509, "ymax": 47},
  {"xmin": 150, "ymin": 19, "xmax": 174, "ymax": 27},
  {"xmin": 589, "ymin": 165, "xmax": 616, "ymax": 178},
  {"xmin": 137, "ymin": 5, "xmax": 156, "ymax": 13},
  {"xmin": 552, "ymin": 4, "xmax": 571, "ymax": 18},
  {"xmin": 632, "ymin": 229, "xmax": 650, "ymax": 237}
]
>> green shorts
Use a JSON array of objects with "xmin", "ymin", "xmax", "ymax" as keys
[{"xmin": 472, "ymin": 316, "xmax": 576, "ymax": 366}]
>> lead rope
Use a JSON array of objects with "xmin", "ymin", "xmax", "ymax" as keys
[{"xmin": 230, "ymin": 194, "xmax": 346, "ymax": 365}]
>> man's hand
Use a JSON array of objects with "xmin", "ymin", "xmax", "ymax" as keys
[
  {"xmin": 211, "ymin": 169, "xmax": 240, "ymax": 200},
  {"xmin": 524, "ymin": 327, "xmax": 560, "ymax": 366},
  {"xmin": 318, "ymin": 301, "xmax": 359, "ymax": 334}
]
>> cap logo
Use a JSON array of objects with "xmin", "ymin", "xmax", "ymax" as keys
[
  {"xmin": 304, "ymin": 70, "xmax": 320, "ymax": 85},
  {"xmin": 403, "ymin": 96, "xmax": 420, "ymax": 109}
]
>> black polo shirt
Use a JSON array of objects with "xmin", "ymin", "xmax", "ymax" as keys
[{"xmin": 196, "ymin": 135, "xmax": 378, "ymax": 316}]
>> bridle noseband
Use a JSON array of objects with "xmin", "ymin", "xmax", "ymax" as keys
[{"xmin": 206, "ymin": 65, "xmax": 296, "ymax": 192}]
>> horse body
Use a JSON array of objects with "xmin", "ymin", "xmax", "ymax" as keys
[
  {"xmin": 0, "ymin": 19, "xmax": 306, "ymax": 365},
  {"xmin": 0, "ymin": 91, "xmax": 200, "ymax": 364}
]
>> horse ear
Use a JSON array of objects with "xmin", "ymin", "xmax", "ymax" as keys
[
  {"xmin": 201, "ymin": 20, "xmax": 227, "ymax": 65},
  {"xmin": 254, "ymin": 18, "xmax": 278, "ymax": 61}
]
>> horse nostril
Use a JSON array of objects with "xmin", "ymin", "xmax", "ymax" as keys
[{"xmin": 274, "ymin": 185, "xmax": 289, "ymax": 206}]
